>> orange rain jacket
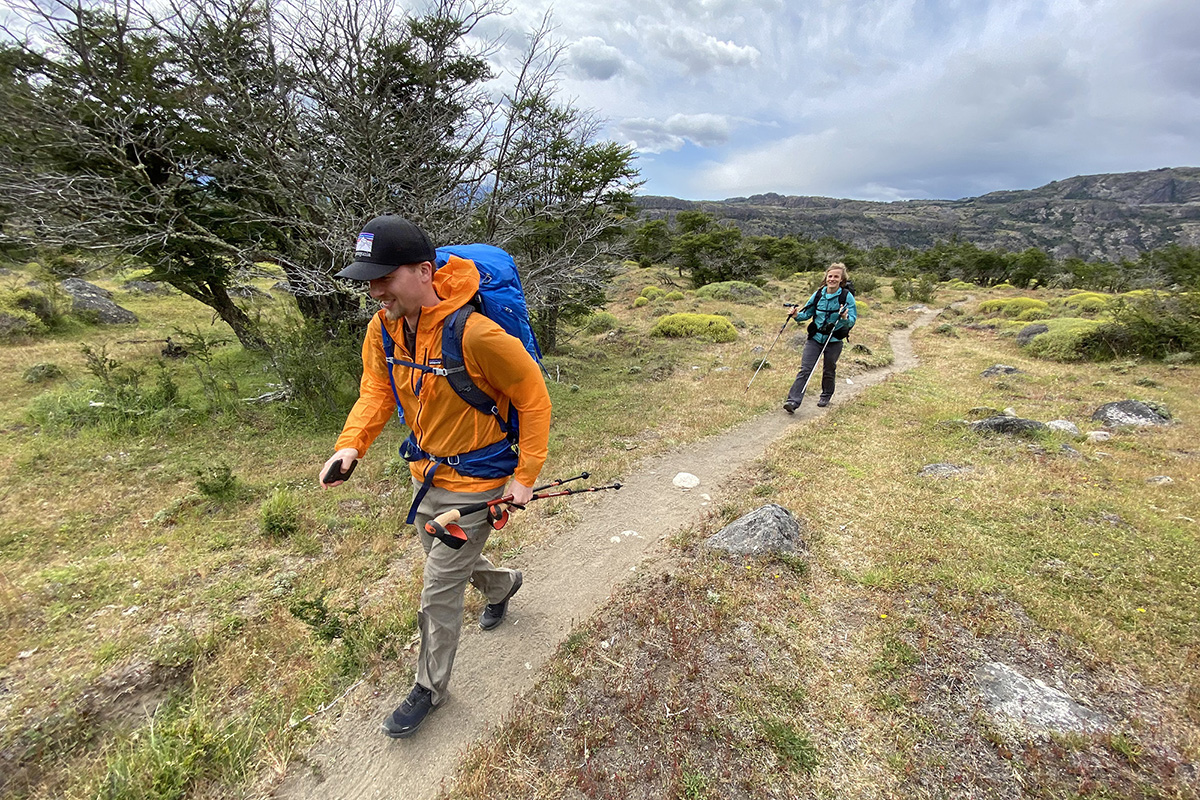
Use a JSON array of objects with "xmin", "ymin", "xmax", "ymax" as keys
[{"xmin": 335, "ymin": 254, "xmax": 551, "ymax": 493}]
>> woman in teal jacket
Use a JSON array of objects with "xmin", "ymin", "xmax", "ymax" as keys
[{"xmin": 783, "ymin": 263, "xmax": 857, "ymax": 412}]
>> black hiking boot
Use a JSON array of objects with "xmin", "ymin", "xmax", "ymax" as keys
[
  {"xmin": 783, "ymin": 400, "xmax": 798, "ymax": 414},
  {"xmin": 381, "ymin": 684, "xmax": 435, "ymax": 739},
  {"xmin": 817, "ymin": 396, "xmax": 831, "ymax": 407},
  {"xmin": 480, "ymin": 571, "xmax": 522, "ymax": 630}
]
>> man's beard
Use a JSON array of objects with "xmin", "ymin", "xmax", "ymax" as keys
[{"xmin": 384, "ymin": 303, "xmax": 402, "ymax": 321}]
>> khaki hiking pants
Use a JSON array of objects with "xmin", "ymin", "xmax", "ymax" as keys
[{"xmin": 412, "ymin": 481, "xmax": 520, "ymax": 707}]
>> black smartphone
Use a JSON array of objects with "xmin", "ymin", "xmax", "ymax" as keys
[{"xmin": 322, "ymin": 459, "xmax": 358, "ymax": 484}]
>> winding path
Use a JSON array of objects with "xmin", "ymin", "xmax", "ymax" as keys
[{"xmin": 273, "ymin": 307, "xmax": 940, "ymax": 800}]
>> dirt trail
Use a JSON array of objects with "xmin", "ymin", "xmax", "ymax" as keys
[{"xmin": 274, "ymin": 307, "xmax": 940, "ymax": 800}]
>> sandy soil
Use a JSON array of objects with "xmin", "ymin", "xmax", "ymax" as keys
[{"xmin": 272, "ymin": 308, "xmax": 940, "ymax": 800}]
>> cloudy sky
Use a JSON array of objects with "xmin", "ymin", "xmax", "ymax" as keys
[{"xmin": 480, "ymin": 0, "xmax": 1199, "ymax": 202}]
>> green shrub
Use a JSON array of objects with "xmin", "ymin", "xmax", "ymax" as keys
[
  {"xmin": 639, "ymin": 286, "xmax": 665, "ymax": 300},
  {"xmin": 1062, "ymin": 291, "xmax": 1111, "ymax": 313},
  {"xmin": 852, "ymin": 274, "xmax": 879, "ymax": 295},
  {"xmin": 694, "ymin": 281, "xmax": 765, "ymax": 304},
  {"xmin": 911, "ymin": 274, "xmax": 938, "ymax": 303},
  {"xmin": 261, "ymin": 316, "xmax": 364, "ymax": 423},
  {"xmin": 649, "ymin": 313, "xmax": 738, "ymax": 342},
  {"xmin": 977, "ymin": 297, "xmax": 1049, "ymax": 317},
  {"xmin": 664, "ymin": 290, "xmax": 685, "ymax": 301},
  {"xmin": 23, "ymin": 362, "xmax": 64, "ymax": 383},
  {"xmin": 1023, "ymin": 318, "xmax": 1105, "ymax": 361},
  {"xmin": 260, "ymin": 489, "xmax": 302, "ymax": 538},
  {"xmin": 892, "ymin": 278, "xmax": 912, "ymax": 300},
  {"xmin": 194, "ymin": 463, "xmax": 242, "ymax": 502},
  {"xmin": 1016, "ymin": 308, "xmax": 1053, "ymax": 321},
  {"xmin": 1083, "ymin": 292, "xmax": 1200, "ymax": 359},
  {"xmin": 0, "ymin": 305, "xmax": 45, "ymax": 338},
  {"xmin": 993, "ymin": 282, "xmax": 1015, "ymax": 289},
  {"xmin": 581, "ymin": 311, "xmax": 620, "ymax": 334},
  {"xmin": 632, "ymin": 296, "xmax": 649, "ymax": 308}
]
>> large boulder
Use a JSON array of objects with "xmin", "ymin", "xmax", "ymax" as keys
[
  {"xmin": 1091, "ymin": 400, "xmax": 1171, "ymax": 428},
  {"xmin": 60, "ymin": 278, "xmax": 138, "ymax": 324},
  {"xmin": 705, "ymin": 504, "xmax": 806, "ymax": 556},
  {"xmin": 970, "ymin": 416, "xmax": 1048, "ymax": 437}
]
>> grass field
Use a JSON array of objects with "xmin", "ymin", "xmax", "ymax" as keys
[{"xmin": 1, "ymin": 265, "xmax": 1196, "ymax": 799}]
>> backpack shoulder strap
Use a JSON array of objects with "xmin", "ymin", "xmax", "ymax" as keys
[{"xmin": 442, "ymin": 306, "xmax": 514, "ymax": 435}]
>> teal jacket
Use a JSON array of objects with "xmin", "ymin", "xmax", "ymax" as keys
[{"xmin": 795, "ymin": 287, "xmax": 857, "ymax": 343}]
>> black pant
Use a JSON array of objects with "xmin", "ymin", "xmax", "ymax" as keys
[{"xmin": 786, "ymin": 338, "xmax": 843, "ymax": 404}]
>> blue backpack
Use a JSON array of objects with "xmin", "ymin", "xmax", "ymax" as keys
[{"xmin": 377, "ymin": 244, "xmax": 543, "ymax": 523}]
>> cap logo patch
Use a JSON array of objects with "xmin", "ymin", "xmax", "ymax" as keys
[{"xmin": 355, "ymin": 232, "xmax": 375, "ymax": 257}]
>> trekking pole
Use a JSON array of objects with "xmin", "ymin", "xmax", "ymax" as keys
[
  {"xmin": 533, "ymin": 471, "xmax": 589, "ymax": 492},
  {"xmin": 746, "ymin": 304, "xmax": 800, "ymax": 389},
  {"xmin": 796, "ymin": 303, "xmax": 847, "ymax": 401},
  {"xmin": 424, "ymin": 481, "xmax": 623, "ymax": 550}
]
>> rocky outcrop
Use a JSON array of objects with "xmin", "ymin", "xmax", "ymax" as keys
[
  {"xmin": 60, "ymin": 279, "xmax": 138, "ymax": 324},
  {"xmin": 636, "ymin": 167, "xmax": 1200, "ymax": 261}
]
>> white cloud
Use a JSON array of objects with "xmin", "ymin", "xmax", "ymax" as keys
[
  {"xmin": 567, "ymin": 36, "xmax": 627, "ymax": 81},
  {"xmin": 616, "ymin": 113, "xmax": 734, "ymax": 153},
  {"xmin": 485, "ymin": 0, "xmax": 1200, "ymax": 199},
  {"xmin": 651, "ymin": 26, "xmax": 760, "ymax": 73}
]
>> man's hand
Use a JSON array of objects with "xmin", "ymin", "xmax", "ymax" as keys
[
  {"xmin": 320, "ymin": 448, "xmax": 360, "ymax": 488},
  {"xmin": 507, "ymin": 479, "xmax": 533, "ymax": 507}
]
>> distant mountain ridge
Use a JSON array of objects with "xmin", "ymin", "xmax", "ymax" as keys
[{"xmin": 635, "ymin": 167, "xmax": 1200, "ymax": 261}]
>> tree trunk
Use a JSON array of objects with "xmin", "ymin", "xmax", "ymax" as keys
[
  {"xmin": 170, "ymin": 279, "xmax": 269, "ymax": 352},
  {"xmin": 535, "ymin": 304, "xmax": 558, "ymax": 354},
  {"xmin": 295, "ymin": 291, "xmax": 361, "ymax": 322}
]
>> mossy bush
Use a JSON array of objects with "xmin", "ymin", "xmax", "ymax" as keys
[
  {"xmin": 694, "ymin": 281, "xmax": 765, "ymax": 304},
  {"xmin": 1016, "ymin": 308, "xmax": 1054, "ymax": 321},
  {"xmin": 664, "ymin": 291, "xmax": 685, "ymax": 301},
  {"xmin": 649, "ymin": 313, "xmax": 738, "ymax": 342},
  {"xmin": 977, "ymin": 297, "xmax": 1049, "ymax": 317},
  {"xmin": 1061, "ymin": 291, "xmax": 1111, "ymax": 313},
  {"xmin": 1021, "ymin": 318, "xmax": 1104, "ymax": 361},
  {"xmin": 639, "ymin": 286, "xmax": 665, "ymax": 300},
  {"xmin": 23, "ymin": 362, "xmax": 64, "ymax": 383},
  {"xmin": 632, "ymin": 296, "xmax": 649, "ymax": 308},
  {"xmin": 581, "ymin": 311, "xmax": 620, "ymax": 334},
  {"xmin": 852, "ymin": 274, "xmax": 879, "ymax": 295}
]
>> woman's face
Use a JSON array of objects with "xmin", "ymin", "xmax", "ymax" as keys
[{"xmin": 825, "ymin": 268, "xmax": 844, "ymax": 290}]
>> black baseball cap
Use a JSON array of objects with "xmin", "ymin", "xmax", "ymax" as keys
[{"xmin": 335, "ymin": 215, "xmax": 436, "ymax": 281}]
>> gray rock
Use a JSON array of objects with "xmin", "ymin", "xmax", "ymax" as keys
[
  {"xmin": 1002, "ymin": 407, "xmax": 1018, "ymax": 417},
  {"xmin": 1091, "ymin": 400, "xmax": 1171, "ymax": 428},
  {"xmin": 970, "ymin": 416, "xmax": 1048, "ymax": 437},
  {"xmin": 1, "ymin": 309, "xmax": 40, "ymax": 337},
  {"xmin": 919, "ymin": 463, "xmax": 973, "ymax": 478},
  {"xmin": 975, "ymin": 661, "xmax": 1111, "ymax": 734},
  {"xmin": 1059, "ymin": 444, "xmax": 1083, "ymax": 458},
  {"xmin": 60, "ymin": 278, "xmax": 138, "ymax": 324},
  {"xmin": 1145, "ymin": 475, "xmax": 1174, "ymax": 485},
  {"xmin": 705, "ymin": 504, "xmax": 806, "ymax": 556},
  {"xmin": 121, "ymin": 280, "xmax": 170, "ymax": 295},
  {"xmin": 1086, "ymin": 430, "xmax": 1113, "ymax": 442},
  {"xmin": 271, "ymin": 280, "xmax": 295, "ymax": 294},
  {"xmin": 1016, "ymin": 324, "xmax": 1049, "ymax": 347},
  {"xmin": 1047, "ymin": 420, "xmax": 1081, "ymax": 436},
  {"xmin": 981, "ymin": 364, "xmax": 1023, "ymax": 378}
]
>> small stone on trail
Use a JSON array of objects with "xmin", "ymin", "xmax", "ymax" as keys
[
  {"xmin": 975, "ymin": 661, "xmax": 1111, "ymax": 734},
  {"xmin": 673, "ymin": 472, "xmax": 700, "ymax": 489},
  {"xmin": 1087, "ymin": 431, "xmax": 1112, "ymax": 442},
  {"xmin": 1146, "ymin": 475, "xmax": 1174, "ymax": 485}
]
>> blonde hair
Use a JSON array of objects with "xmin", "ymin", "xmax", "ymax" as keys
[{"xmin": 826, "ymin": 262, "xmax": 849, "ymax": 288}]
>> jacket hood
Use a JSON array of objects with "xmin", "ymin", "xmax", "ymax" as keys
[{"xmin": 418, "ymin": 254, "xmax": 480, "ymax": 334}]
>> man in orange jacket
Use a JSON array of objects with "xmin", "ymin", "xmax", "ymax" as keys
[{"xmin": 319, "ymin": 215, "xmax": 551, "ymax": 739}]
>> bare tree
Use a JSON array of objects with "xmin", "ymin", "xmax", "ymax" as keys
[{"xmin": 480, "ymin": 16, "xmax": 640, "ymax": 351}]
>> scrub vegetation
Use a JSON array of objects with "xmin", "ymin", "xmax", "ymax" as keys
[{"xmin": 1, "ymin": 258, "xmax": 1197, "ymax": 799}]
